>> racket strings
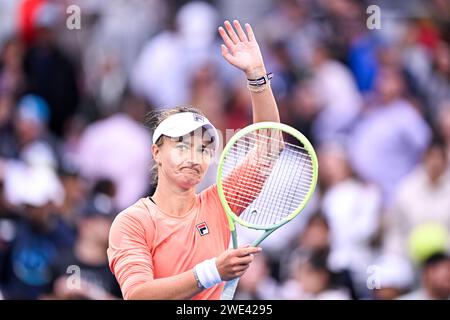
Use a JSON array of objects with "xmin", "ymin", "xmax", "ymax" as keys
[
  {"xmin": 221, "ymin": 180, "xmax": 311, "ymax": 203},
  {"xmin": 222, "ymin": 130, "xmax": 282, "ymax": 213},
  {"xmin": 249, "ymin": 147, "xmax": 308, "ymax": 226},
  {"xmin": 223, "ymin": 134, "xmax": 314, "ymax": 163},
  {"xmin": 223, "ymin": 148, "xmax": 315, "ymax": 172},
  {"xmin": 239, "ymin": 134, "xmax": 310, "ymax": 153},
  {"xmin": 279, "ymin": 147, "xmax": 309, "ymax": 225},
  {"xmin": 220, "ymin": 129, "xmax": 314, "ymax": 228}
]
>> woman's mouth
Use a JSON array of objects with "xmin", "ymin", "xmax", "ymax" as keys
[{"xmin": 181, "ymin": 167, "xmax": 200, "ymax": 174}]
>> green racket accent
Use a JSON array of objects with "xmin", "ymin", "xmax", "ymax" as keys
[{"xmin": 216, "ymin": 122, "xmax": 318, "ymax": 300}]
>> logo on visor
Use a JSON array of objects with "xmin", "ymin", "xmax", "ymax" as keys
[
  {"xmin": 196, "ymin": 222, "xmax": 209, "ymax": 236},
  {"xmin": 193, "ymin": 114, "xmax": 205, "ymax": 123}
]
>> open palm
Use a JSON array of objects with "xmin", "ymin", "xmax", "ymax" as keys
[{"xmin": 219, "ymin": 20, "xmax": 265, "ymax": 77}]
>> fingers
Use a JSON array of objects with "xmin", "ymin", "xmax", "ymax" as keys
[
  {"xmin": 233, "ymin": 263, "xmax": 250, "ymax": 273},
  {"xmin": 228, "ymin": 252, "xmax": 254, "ymax": 266},
  {"xmin": 236, "ymin": 254, "xmax": 254, "ymax": 265},
  {"xmin": 233, "ymin": 20, "xmax": 248, "ymax": 42},
  {"xmin": 216, "ymin": 246, "xmax": 262, "ymax": 280},
  {"xmin": 219, "ymin": 20, "xmax": 251, "ymax": 45},
  {"xmin": 235, "ymin": 246, "xmax": 262, "ymax": 257},
  {"xmin": 218, "ymin": 26, "xmax": 234, "ymax": 49},
  {"xmin": 221, "ymin": 44, "xmax": 237, "ymax": 66},
  {"xmin": 224, "ymin": 20, "xmax": 240, "ymax": 44},
  {"xmin": 221, "ymin": 44, "xmax": 230, "ymax": 58},
  {"xmin": 245, "ymin": 23, "xmax": 256, "ymax": 42}
]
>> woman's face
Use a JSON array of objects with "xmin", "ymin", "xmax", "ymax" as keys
[{"xmin": 153, "ymin": 133, "xmax": 214, "ymax": 190}]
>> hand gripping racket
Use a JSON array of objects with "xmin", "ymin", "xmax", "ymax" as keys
[{"xmin": 216, "ymin": 122, "xmax": 318, "ymax": 300}]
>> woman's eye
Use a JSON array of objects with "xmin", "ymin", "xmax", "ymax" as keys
[
  {"xmin": 177, "ymin": 144, "xmax": 188, "ymax": 151},
  {"xmin": 201, "ymin": 147, "xmax": 212, "ymax": 156}
]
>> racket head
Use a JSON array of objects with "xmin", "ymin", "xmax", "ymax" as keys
[{"xmin": 216, "ymin": 122, "xmax": 318, "ymax": 231}]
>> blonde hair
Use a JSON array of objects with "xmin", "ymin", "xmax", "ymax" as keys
[{"xmin": 145, "ymin": 106, "xmax": 206, "ymax": 186}]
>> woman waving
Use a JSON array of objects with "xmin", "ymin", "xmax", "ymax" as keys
[{"xmin": 107, "ymin": 20, "xmax": 280, "ymax": 300}]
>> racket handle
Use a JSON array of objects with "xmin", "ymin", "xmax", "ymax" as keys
[{"xmin": 220, "ymin": 278, "xmax": 240, "ymax": 300}]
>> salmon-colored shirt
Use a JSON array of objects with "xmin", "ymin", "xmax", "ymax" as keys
[
  {"xmin": 107, "ymin": 151, "xmax": 270, "ymax": 300},
  {"xmin": 107, "ymin": 184, "xmax": 230, "ymax": 300}
]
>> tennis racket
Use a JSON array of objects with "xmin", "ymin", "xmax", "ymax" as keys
[{"xmin": 216, "ymin": 121, "xmax": 318, "ymax": 300}]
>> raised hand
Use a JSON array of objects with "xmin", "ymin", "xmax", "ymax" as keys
[{"xmin": 218, "ymin": 20, "xmax": 267, "ymax": 79}]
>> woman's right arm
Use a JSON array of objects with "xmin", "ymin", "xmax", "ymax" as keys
[
  {"xmin": 127, "ymin": 246, "xmax": 261, "ymax": 300},
  {"xmin": 108, "ymin": 211, "xmax": 261, "ymax": 300},
  {"xmin": 129, "ymin": 269, "xmax": 202, "ymax": 300}
]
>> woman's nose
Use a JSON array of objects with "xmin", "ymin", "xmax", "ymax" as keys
[{"xmin": 187, "ymin": 148, "xmax": 201, "ymax": 164}]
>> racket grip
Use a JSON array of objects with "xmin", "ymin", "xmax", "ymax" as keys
[{"xmin": 220, "ymin": 278, "xmax": 240, "ymax": 300}]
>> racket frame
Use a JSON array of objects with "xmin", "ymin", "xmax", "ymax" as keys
[{"xmin": 217, "ymin": 121, "xmax": 318, "ymax": 234}]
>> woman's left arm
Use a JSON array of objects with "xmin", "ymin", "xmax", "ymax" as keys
[{"xmin": 219, "ymin": 20, "xmax": 280, "ymax": 124}]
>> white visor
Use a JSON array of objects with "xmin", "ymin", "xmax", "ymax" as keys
[{"xmin": 152, "ymin": 112, "xmax": 219, "ymax": 148}]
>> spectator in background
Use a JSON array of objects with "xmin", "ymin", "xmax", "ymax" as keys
[
  {"xmin": 0, "ymin": 171, "xmax": 21, "ymax": 293},
  {"xmin": 383, "ymin": 137, "xmax": 450, "ymax": 258},
  {"xmin": 190, "ymin": 62, "xmax": 227, "ymax": 133},
  {"xmin": 399, "ymin": 20, "xmax": 433, "ymax": 105},
  {"xmin": 0, "ymin": 94, "xmax": 14, "ymax": 132},
  {"xmin": 0, "ymin": 163, "xmax": 74, "ymax": 299},
  {"xmin": 0, "ymin": 0, "xmax": 20, "ymax": 45},
  {"xmin": 296, "ymin": 214, "xmax": 331, "ymax": 254},
  {"xmin": 48, "ymin": 179, "xmax": 121, "ymax": 300},
  {"xmin": 265, "ymin": 40, "xmax": 300, "ymax": 101},
  {"xmin": 346, "ymin": 0, "xmax": 385, "ymax": 94},
  {"xmin": 57, "ymin": 167, "xmax": 87, "ymax": 228},
  {"xmin": 423, "ymin": 41, "xmax": 450, "ymax": 118},
  {"xmin": 223, "ymin": 78, "xmax": 252, "ymax": 131},
  {"xmin": 279, "ymin": 213, "xmax": 330, "ymax": 283},
  {"xmin": 429, "ymin": 0, "xmax": 450, "ymax": 43},
  {"xmin": 398, "ymin": 252, "xmax": 450, "ymax": 300},
  {"xmin": 348, "ymin": 32, "xmax": 380, "ymax": 94},
  {"xmin": 17, "ymin": 0, "xmax": 49, "ymax": 45},
  {"xmin": 80, "ymin": 0, "xmax": 166, "ymax": 116},
  {"xmin": 371, "ymin": 253, "xmax": 414, "ymax": 300},
  {"xmin": 435, "ymin": 100, "xmax": 450, "ymax": 160},
  {"xmin": 76, "ymin": 92, "xmax": 152, "ymax": 210},
  {"xmin": 319, "ymin": 0, "xmax": 367, "ymax": 56},
  {"xmin": 281, "ymin": 213, "xmax": 358, "ymax": 299},
  {"xmin": 130, "ymin": 1, "xmax": 223, "ymax": 108},
  {"xmin": 258, "ymin": 0, "xmax": 320, "ymax": 71},
  {"xmin": 0, "ymin": 36, "xmax": 25, "ymax": 98},
  {"xmin": 280, "ymin": 250, "xmax": 350, "ymax": 300},
  {"xmin": 287, "ymin": 78, "xmax": 321, "ymax": 147},
  {"xmin": 0, "ymin": 95, "xmax": 60, "ymax": 168},
  {"xmin": 318, "ymin": 140, "xmax": 381, "ymax": 295},
  {"xmin": 22, "ymin": 1, "xmax": 80, "ymax": 137},
  {"xmin": 349, "ymin": 66, "xmax": 431, "ymax": 205},
  {"xmin": 309, "ymin": 42, "xmax": 363, "ymax": 144}
]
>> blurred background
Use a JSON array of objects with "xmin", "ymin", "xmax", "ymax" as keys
[{"xmin": 0, "ymin": 0, "xmax": 449, "ymax": 300}]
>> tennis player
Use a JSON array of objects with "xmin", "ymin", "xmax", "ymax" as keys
[{"xmin": 107, "ymin": 20, "xmax": 280, "ymax": 300}]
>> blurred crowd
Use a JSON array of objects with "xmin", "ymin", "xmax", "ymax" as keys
[{"xmin": 0, "ymin": 0, "xmax": 449, "ymax": 300}]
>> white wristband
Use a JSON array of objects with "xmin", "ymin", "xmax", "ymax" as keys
[{"xmin": 194, "ymin": 258, "xmax": 222, "ymax": 289}]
